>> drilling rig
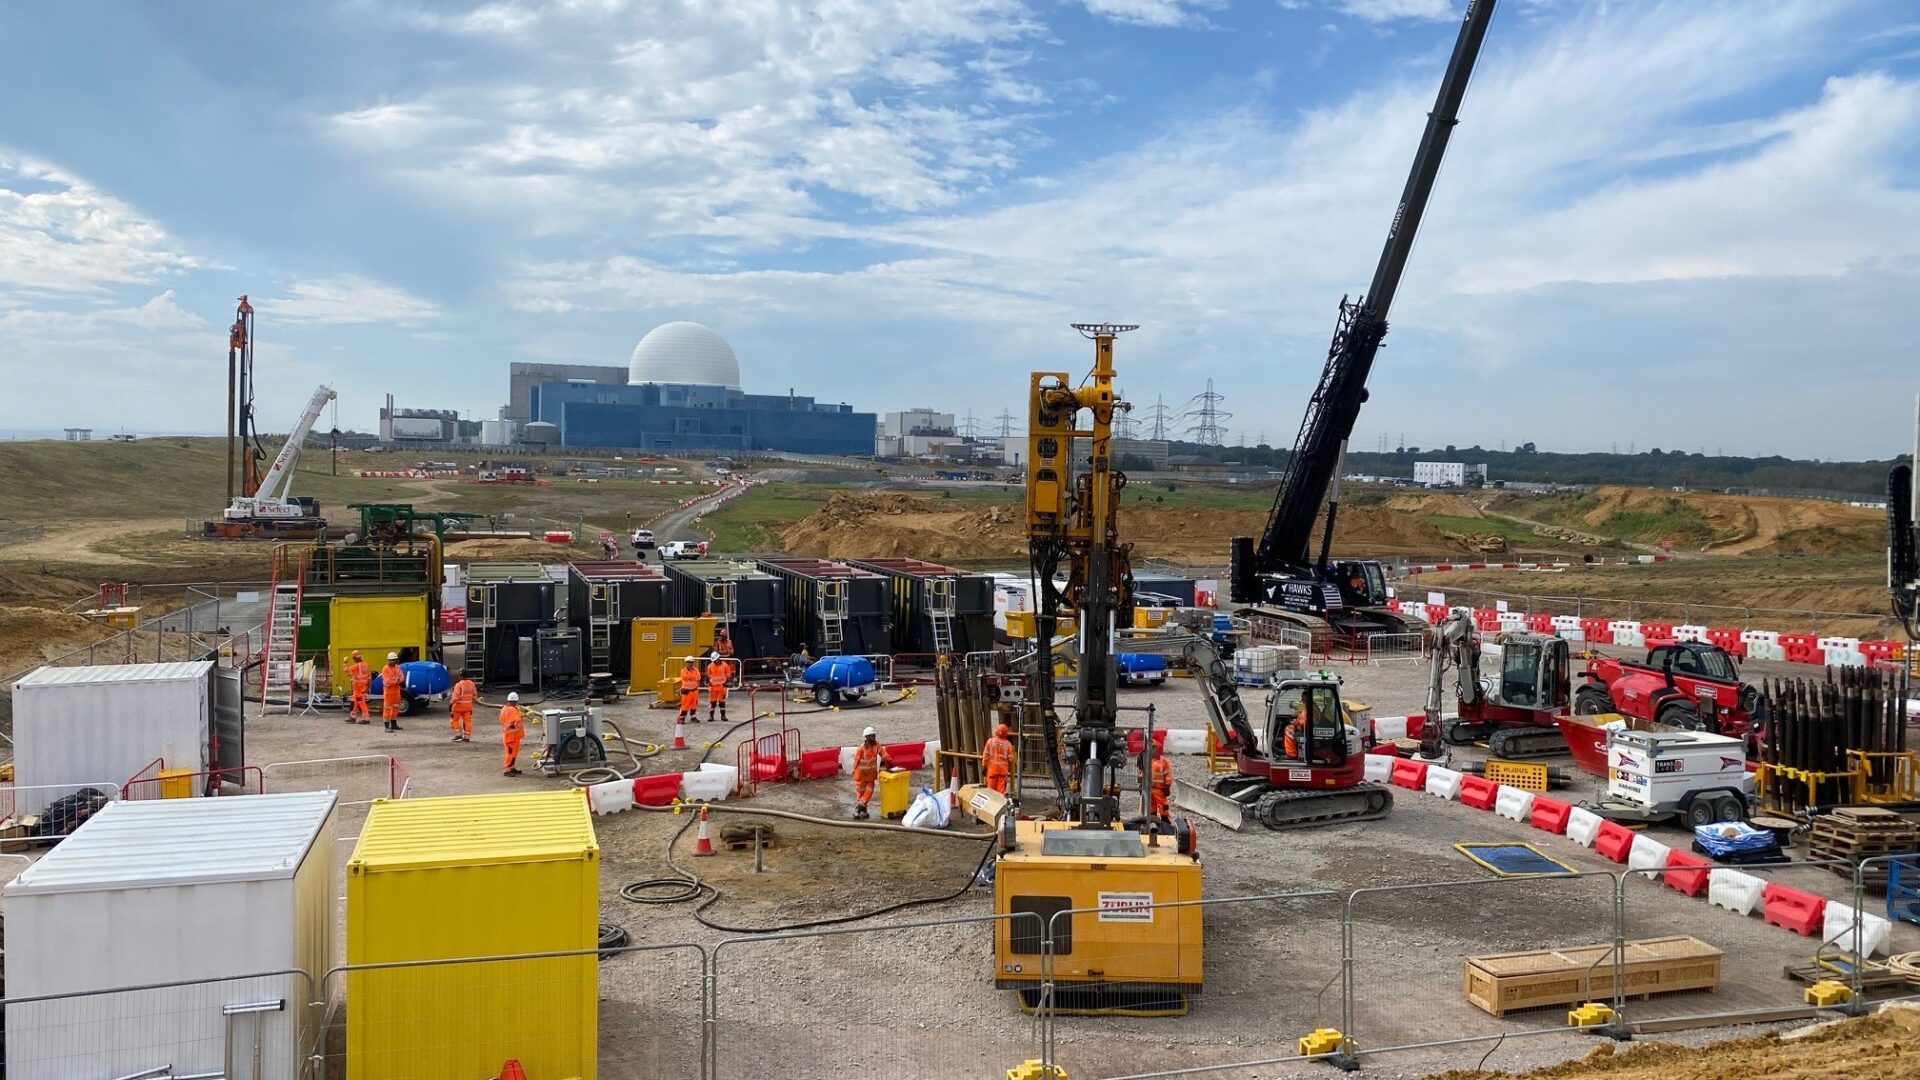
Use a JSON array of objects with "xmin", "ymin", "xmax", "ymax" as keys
[
  {"xmin": 1230, "ymin": 0, "xmax": 1497, "ymax": 636},
  {"xmin": 1892, "ymin": 394, "xmax": 1919, "ymax": 646}
]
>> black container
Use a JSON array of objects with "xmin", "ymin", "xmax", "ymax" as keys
[
  {"xmin": 849, "ymin": 558, "xmax": 996, "ymax": 655},
  {"xmin": 567, "ymin": 562, "xmax": 673, "ymax": 677},
  {"xmin": 756, "ymin": 558, "xmax": 890, "ymax": 657},
  {"xmin": 662, "ymin": 560, "xmax": 787, "ymax": 659}
]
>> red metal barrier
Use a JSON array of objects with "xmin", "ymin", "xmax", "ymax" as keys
[
  {"xmin": 122, "ymin": 761, "xmax": 266, "ymax": 801},
  {"xmin": 736, "ymin": 724, "xmax": 800, "ymax": 795}
]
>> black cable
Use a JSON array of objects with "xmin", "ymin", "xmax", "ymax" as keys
[
  {"xmin": 620, "ymin": 812, "xmax": 996, "ymax": 934},
  {"xmin": 597, "ymin": 922, "xmax": 631, "ymax": 958}
]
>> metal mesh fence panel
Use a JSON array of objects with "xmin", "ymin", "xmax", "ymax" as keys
[
  {"xmin": 711, "ymin": 913, "xmax": 1042, "ymax": 1080},
  {"xmin": 1045, "ymin": 891, "xmax": 1343, "ymax": 1079}
]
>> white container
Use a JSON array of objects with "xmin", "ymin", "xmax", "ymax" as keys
[
  {"xmin": 1234, "ymin": 646, "xmax": 1280, "ymax": 676},
  {"xmin": 3, "ymin": 791, "xmax": 337, "ymax": 1080},
  {"xmin": 10, "ymin": 661, "xmax": 215, "ymax": 816},
  {"xmin": 1493, "ymin": 786, "xmax": 1534, "ymax": 822}
]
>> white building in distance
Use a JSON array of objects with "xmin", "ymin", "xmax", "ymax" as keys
[{"xmin": 1414, "ymin": 461, "xmax": 1488, "ymax": 487}]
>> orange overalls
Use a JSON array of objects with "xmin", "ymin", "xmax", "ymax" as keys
[
  {"xmin": 348, "ymin": 661, "xmax": 372, "ymax": 723},
  {"xmin": 677, "ymin": 666, "xmax": 701, "ymax": 720},
  {"xmin": 500, "ymin": 703, "xmax": 525, "ymax": 773},
  {"xmin": 1149, "ymin": 754, "xmax": 1174, "ymax": 818},
  {"xmin": 982, "ymin": 734, "xmax": 1015, "ymax": 795},
  {"xmin": 852, "ymin": 741, "xmax": 892, "ymax": 813},
  {"xmin": 379, "ymin": 662, "xmax": 404, "ymax": 729},
  {"xmin": 449, "ymin": 678, "xmax": 476, "ymax": 740},
  {"xmin": 714, "ymin": 632, "xmax": 735, "ymax": 660},
  {"xmin": 705, "ymin": 658, "xmax": 732, "ymax": 720}
]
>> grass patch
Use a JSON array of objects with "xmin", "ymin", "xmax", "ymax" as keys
[
  {"xmin": 700, "ymin": 483, "xmax": 833, "ymax": 551},
  {"xmin": 1594, "ymin": 500, "xmax": 1715, "ymax": 547}
]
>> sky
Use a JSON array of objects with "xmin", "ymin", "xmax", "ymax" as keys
[{"xmin": 2, "ymin": 0, "xmax": 1918, "ymax": 459}]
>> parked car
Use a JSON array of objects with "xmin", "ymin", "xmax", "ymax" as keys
[{"xmin": 660, "ymin": 540, "xmax": 707, "ymax": 560}]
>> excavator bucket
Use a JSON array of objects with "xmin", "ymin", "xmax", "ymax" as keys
[{"xmin": 1173, "ymin": 779, "xmax": 1251, "ymax": 832}]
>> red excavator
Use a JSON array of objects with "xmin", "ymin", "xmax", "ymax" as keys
[
  {"xmin": 1418, "ymin": 610, "xmax": 1573, "ymax": 760},
  {"xmin": 1574, "ymin": 641, "xmax": 1762, "ymax": 739}
]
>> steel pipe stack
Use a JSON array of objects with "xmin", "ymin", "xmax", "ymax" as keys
[{"xmin": 1761, "ymin": 665, "xmax": 1911, "ymax": 813}]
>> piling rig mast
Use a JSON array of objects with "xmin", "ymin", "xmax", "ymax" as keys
[
  {"xmin": 1230, "ymin": 0, "xmax": 1497, "ymax": 635},
  {"xmin": 1891, "ymin": 394, "xmax": 1919, "ymax": 643}
]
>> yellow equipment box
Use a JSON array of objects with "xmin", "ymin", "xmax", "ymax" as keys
[
  {"xmin": 993, "ymin": 819, "xmax": 1202, "ymax": 996},
  {"xmin": 328, "ymin": 594, "xmax": 429, "ymax": 695},
  {"xmin": 1003, "ymin": 611, "xmax": 1077, "ymax": 642},
  {"xmin": 878, "ymin": 769, "xmax": 912, "ymax": 819},
  {"xmin": 629, "ymin": 616, "xmax": 718, "ymax": 699},
  {"xmin": 346, "ymin": 790, "xmax": 600, "ymax": 1079},
  {"xmin": 1132, "ymin": 607, "xmax": 1172, "ymax": 629}
]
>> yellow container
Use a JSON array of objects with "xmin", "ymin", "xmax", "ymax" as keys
[
  {"xmin": 1003, "ymin": 611, "xmax": 1077, "ymax": 642},
  {"xmin": 628, "ymin": 616, "xmax": 717, "ymax": 699},
  {"xmin": 878, "ymin": 769, "xmax": 912, "ymax": 819},
  {"xmin": 1133, "ymin": 607, "xmax": 1172, "ymax": 629},
  {"xmin": 157, "ymin": 768, "xmax": 194, "ymax": 799},
  {"xmin": 328, "ymin": 594, "xmax": 429, "ymax": 695},
  {"xmin": 346, "ymin": 790, "xmax": 599, "ymax": 1079}
]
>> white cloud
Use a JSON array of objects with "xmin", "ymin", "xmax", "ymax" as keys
[
  {"xmin": 1335, "ymin": 0, "xmax": 1454, "ymax": 22},
  {"xmin": 0, "ymin": 153, "xmax": 201, "ymax": 297},
  {"xmin": 1080, "ymin": 0, "xmax": 1224, "ymax": 28},
  {"xmin": 265, "ymin": 275, "xmax": 442, "ymax": 325}
]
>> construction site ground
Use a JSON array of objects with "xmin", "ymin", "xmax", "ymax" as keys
[{"xmin": 207, "ymin": 635, "xmax": 1920, "ymax": 1080}]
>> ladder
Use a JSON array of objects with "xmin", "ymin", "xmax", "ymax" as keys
[
  {"xmin": 462, "ymin": 585, "xmax": 491, "ymax": 680},
  {"xmin": 928, "ymin": 578, "xmax": 956, "ymax": 654},
  {"xmin": 819, "ymin": 582, "xmax": 846, "ymax": 654},
  {"xmin": 260, "ymin": 556, "xmax": 304, "ymax": 713},
  {"xmin": 587, "ymin": 584, "xmax": 617, "ymax": 673}
]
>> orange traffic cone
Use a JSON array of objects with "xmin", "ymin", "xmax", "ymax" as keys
[
  {"xmin": 498, "ymin": 1061, "xmax": 527, "ymax": 1080},
  {"xmin": 672, "ymin": 716, "xmax": 687, "ymax": 751},
  {"xmin": 692, "ymin": 805, "xmax": 715, "ymax": 857}
]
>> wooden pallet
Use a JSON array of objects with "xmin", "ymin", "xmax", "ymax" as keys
[{"xmin": 1782, "ymin": 958, "xmax": 1915, "ymax": 994}]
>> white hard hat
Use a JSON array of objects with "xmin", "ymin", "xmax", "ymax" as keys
[
  {"xmin": 387, "ymin": 652, "xmax": 399, "ymax": 661},
  {"xmin": 862, "ymin": 726, "xmax": 877, "ymax": 738},
  {"xmin": 507, "ymin": 691, "xmax": 520, "ymax": 702}
]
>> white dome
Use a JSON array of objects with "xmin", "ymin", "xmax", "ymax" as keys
[{"xmin": 627, "ymin": 321, "xmax": 741, "ymax": 389}]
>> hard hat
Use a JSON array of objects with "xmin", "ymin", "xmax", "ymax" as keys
[
  {"xmin": 996, "ymin": 723, "xmax": 1010, "ymax": 738},
  {"xmin": 862, "ymin": 726, "xmax": 877, "ymax": 739},
  {"xmin": 387, "ymin": 652, "xmax": 399, "ymax": 661},
  {"xmin": 684, "ymin": 656, "xmax": 697, "ymax": 664},
  {"xmin": 351, "ymin": 650, "xmax": 361, "ymax": 659},
  {"xmin": 507, "ymin": 691, "xmax": 520, "ymax": 702}
]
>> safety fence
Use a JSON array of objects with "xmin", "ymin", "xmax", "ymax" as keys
[
  {"xmin": 261, "ymin": 755, "xmax": 412, "ymax": 805},
  {"xmin": 1398, "ymin": 584, "xmax": 1894, "ymax": 640},
  {"xmin": 121, "ymin": 759, "xmax": 266, "ymax": 801},
  {"xmin": 6, "ymin": 863, "xmax": 1913, "ymax": 1079}
]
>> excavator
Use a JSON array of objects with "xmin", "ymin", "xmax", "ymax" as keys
[
  {"xmin": 1229, "ymin": 0, "xmax": 1496, "ymax": 638},
  {"xmin": 1417, "ymin": 610, "xmax": 1572, "ymax": 760}
]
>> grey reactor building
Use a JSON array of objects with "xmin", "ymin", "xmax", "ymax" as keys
[{"xmin": 509, "ymin": 322, "xmax": 876, "ymax": 455}]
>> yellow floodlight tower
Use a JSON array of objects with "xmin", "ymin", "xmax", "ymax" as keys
[{"xmin": 991, "ymin": 324, "xmax": 1202, "ymax": 1012}]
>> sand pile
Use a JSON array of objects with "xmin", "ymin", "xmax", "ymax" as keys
[{"xmin": 777, "ymin": 494, "xmax": 1474, "ymax": 563}]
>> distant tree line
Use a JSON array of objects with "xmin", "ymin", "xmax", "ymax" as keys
[{"xmin": 1168, "ymin": 441, "xmax": 1909, "ymax": 497}]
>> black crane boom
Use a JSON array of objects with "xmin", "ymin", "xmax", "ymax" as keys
[{"xmin": 1236, "ymin": 0, "xmax": 1496, "ymax": 616}]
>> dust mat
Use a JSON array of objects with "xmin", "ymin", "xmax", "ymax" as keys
[{"xmin": 1455, "ymin": 842, "xmax": 1577, "ymax": 877}]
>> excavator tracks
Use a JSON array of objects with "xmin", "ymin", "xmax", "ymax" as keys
[
  {"xmin": 1175, "ymin": 777, "xmax": 1394, "ymax": 831},
  {"xmin": 1483, "ymin": 726, "xmax": 1569, "ymax": 760}
]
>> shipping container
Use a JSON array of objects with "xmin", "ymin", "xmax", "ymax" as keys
[
  {"xmin": 1133, "ymin": 575, "xmax": 1197, "ymax": 607},
  {"xmin": 757, "ymin": 557, "xmax": 889, "ymax": 657},
  {"xmin": 327, "ymin": 594, "xmax": 430, "ymax": 695},
  {"xmin": 347, "ymin": 790, "xmax": 599, "ymax": 1079},
  {"xmin": 298, "ymin": 596, "xmax": 331, "ymax": 654},
  {"xmin": 663, "ymin": 560, "xmax": 786, "ymax": 659},
  {"xmin": 464, "ymin": 563, "xmax": 560, "ymax": 683},
  {"xmin": 849, "ymin": 557, "xmax": 995, "ymax": 655},
  {"xmin": 567, "ymin": 561, "xmax": 672, "ymax": 678},
  {"xmin": 9, "ymin": 661, "xmax": 234, "ymax": 815},
  {"xmin": 3, "ymin": 791, "xmax": 338, "ymax": 1080}
]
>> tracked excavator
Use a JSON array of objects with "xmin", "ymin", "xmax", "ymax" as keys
[
  {"xmin": 1229, "ymin": 0, "xmax": 1497, "ymax": 638},
  {"xmin": 1171, "ymin": 635, "xmax": 1394, "ymax": 831},
  {"xmin": 1418, "ymin": 610, "xmax": 1572, "ymax": 761}
]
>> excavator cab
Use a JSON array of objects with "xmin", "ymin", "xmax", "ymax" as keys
[
  {"xmin": 1495, "ymin": 635, "xmax": 1571, "ymax": 711},
  {"xmin": 1266, "ymin": 680, "xmax": 1349, "ymax": 767},
  {"xmin": 1328, "ymin": 560, "xmax": 1390, "ymax": 608}
]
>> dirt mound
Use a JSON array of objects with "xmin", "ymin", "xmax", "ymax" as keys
[
  {"xmin": 0, "ymin": 606, "xmax": 109, "ymax": 678},
  {"xmin": 1385, "ymin": 492, "xmax": 1484, "ymax": 518},
  {"xmin": 443, "ymin": 537, "xmax": 583, "ymax": 562},
  {"xmin": 1431, "ymin": 1007, "xmax": 1920, "ymax": 1079},
  {"xmin": 777, "ymin": 493, "xmax": 1473, "ymax": 563},
  {"xmin": 0, "ymin": 569, "xmax": 93, "ymax": 606},
  {"xmin": 1518, "ymin": 486, "xmax": 1883, "ymax": 555}
]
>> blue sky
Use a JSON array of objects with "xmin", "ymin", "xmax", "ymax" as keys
[{"xmin": 3, "ymin": 0, "xmax": 1919, "ymax": 458}]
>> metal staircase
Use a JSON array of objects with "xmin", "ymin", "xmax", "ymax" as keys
[
  {"xmin": 928, "ymin": 577, "xmax": 956, "ymax": 654},
  {"xmin": 819, "ymin": 582, "xmax": 847, "ymax": 654},
  {"xmin": 260, "ymin": 550, "xmax": 305, "ymax": 713},
  {"xmin": 462, "ymin": 584, "xmax": 492, "ymax": 680},
  {"xmin": 587, "ymin": 584, "xmax": 618, "ymax": 673}
]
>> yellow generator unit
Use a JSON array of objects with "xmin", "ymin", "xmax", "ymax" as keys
[
  {"xmin": 992, "ymin": 819, "xmax": 1202, "ymax": 1010},
  {"xmin": 628, "ymin": 616, "xmax": 718, "ymax": 701},
  {"xmin": 1003, "ymin": 610, "xmax": 1076, "ymax": 642},
  {"xmin": 1132, "ymin": 606, "xmax": 1173, "ymax": 630},
  {"xmin": 327, "ymin": 594, "xmax": 429, "ymax": 695}
]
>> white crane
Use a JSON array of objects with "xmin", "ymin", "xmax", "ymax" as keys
[{"xmin": 223, "ymin": 384, "xmax": 336, "ymax": 523}]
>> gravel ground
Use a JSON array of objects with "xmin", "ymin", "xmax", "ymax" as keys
[{"xmin": 226, "ymin": 646, "xmax": 1920, "ymax": 1080}]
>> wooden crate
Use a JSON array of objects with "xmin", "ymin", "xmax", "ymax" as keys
[{"xmin": 1464, "ymin": 936, "xmax": 1723, "ymax": 1017}]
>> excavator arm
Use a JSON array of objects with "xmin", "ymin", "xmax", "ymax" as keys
[{"xmin": 1419, "ymin": 610, "xmax": 1477, "ymax": 758}]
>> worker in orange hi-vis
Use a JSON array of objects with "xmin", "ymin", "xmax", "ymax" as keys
[
  {"xmin": 346, "ymin": 650, "xmax": 372, "ymax": 724},
  {"xmin": 851, "ymin": 726, "xmax": 894, "ymax": 819},
  {"xmin": 714, "ymin": 627, "xmax": 736, "ymax": 659},
  {"xmin": 676, "ymin": 657, "xmax": 702, "ymax": 724},
  {"xmin": 982, "ymin": 722, "xmax": 1015, "ymax": 795},
  {"xmin": 378, "ymin": 652, "xmax": 405, "ymax": 733},
  {"xmin": 448, "ymin": 676, "xmax": 477, "ymax": 743},
  {"xmin": 1148, "ymin": 751, "xmax": 1174, "ymax": 820},
  {"xmin": 500, "ymin": 691, "xmax": 526, "ymax": 776},
  {"xmin": 705, "ymin": 653, "xmax": 733, "ymax": 723}
]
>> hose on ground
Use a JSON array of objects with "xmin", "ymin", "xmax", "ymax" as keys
[
  {"xmin": 567, "ymin": 719, "xmax": 659, "ymax": 786},
  {"xmin": 597, "ymin": 922, "xmax": 631, "ymax": 957},
  {"xmin": 619, "ymin": 803, "xmax": 995, "ymax": 934}
]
